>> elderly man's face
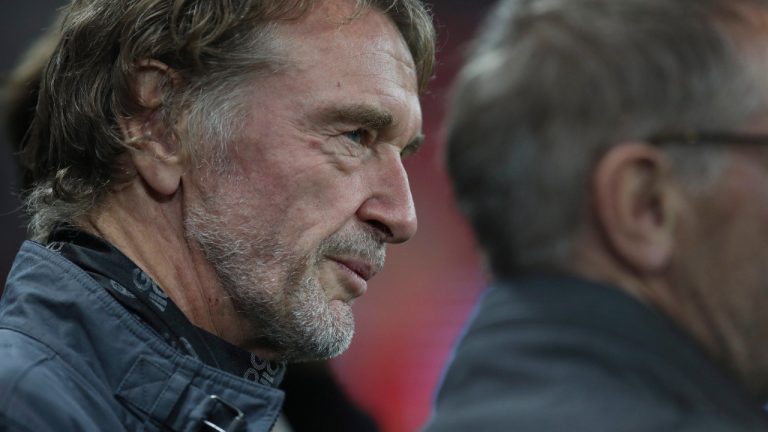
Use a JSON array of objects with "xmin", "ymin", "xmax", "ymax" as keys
[{"xmin": 184, "ymin": 0, "xmax": 422, "ymax": 362}]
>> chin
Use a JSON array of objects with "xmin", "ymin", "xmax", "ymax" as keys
[{"xmin": 263, "ymin": 281, "xmax": 356, "ymax": 362}]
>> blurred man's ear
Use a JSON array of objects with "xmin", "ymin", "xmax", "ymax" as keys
[
  {"xmin": 591, "ymin": 142, "xmax": 681, "ymax": 275},
  {"xmin": 118, "ymin": 59, "xmax": 183, "ymax": 197}
]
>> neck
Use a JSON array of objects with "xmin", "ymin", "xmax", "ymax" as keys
[
  {"xmin": 77, "ymin": 178, "xmax": 256, "ymax": 351},
  {"xmin": 566, "ymin": 226, "xmax": 731, "ymax": 371}
]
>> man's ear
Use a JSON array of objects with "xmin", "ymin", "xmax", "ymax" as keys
[
  {"xmin": 592, "ymin": 142, "xmax": 680, "ymax": 274},
  {"xmin": 118, "ymin": 59, "xmax": 183, "ymax": 197}
]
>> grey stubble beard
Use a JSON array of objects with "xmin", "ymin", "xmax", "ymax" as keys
[{"xmin": 184, "ymin": 180, "xmax": 384, "ymax": 362}]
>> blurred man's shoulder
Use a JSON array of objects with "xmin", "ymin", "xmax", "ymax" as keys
[{"xmin": 428, "ymin": 275, "xmax": 768, "ymax": 432}]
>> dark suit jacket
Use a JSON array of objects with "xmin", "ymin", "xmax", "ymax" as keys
[{"xmin": 424, "ymin": 274, "xmax": 768, "ymax": 431}]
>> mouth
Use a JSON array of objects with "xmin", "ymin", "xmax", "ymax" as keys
[{"xmin": 328, "ymin": 257, "xmax": 375, "ymax": 282}]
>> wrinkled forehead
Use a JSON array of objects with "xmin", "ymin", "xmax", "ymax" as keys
[{"xmin": 273, "ymin": 1, "xmax": 418, "ymax": 91}]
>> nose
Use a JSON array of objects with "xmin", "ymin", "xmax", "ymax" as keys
[{"xmin": 356, "ymin": 150, "xmax": 418, "ymax": 244}]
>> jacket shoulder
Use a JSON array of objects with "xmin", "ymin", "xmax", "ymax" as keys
[
  {"xmin": 0, "ymin": 329, "xmax": 118, "ymax": 432},
  {"xmin": 425, "ymin": 280, "xmax": 767, "ymax": 432}
]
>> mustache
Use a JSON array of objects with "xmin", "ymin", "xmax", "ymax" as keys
[{"xmin": 317, "ymin": 226, "xmax": 386, "ymax": 274}]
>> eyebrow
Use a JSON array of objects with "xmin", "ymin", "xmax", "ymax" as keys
[{"xmin": 316, "ymin": 103, "xmax": 425, "ymax": 155}]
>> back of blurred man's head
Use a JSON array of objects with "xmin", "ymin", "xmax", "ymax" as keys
[{"xmin": 448, "ymin": 0, "xmax": 768, "ymax": 396}]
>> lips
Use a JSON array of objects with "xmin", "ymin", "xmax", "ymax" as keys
[{"xmin": 329, "ymin": 257, "xmax": 376, "ymax": 282}]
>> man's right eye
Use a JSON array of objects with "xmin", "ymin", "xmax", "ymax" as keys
[{"xmin": 343, "ymin": 129, "xmax": 370, "ymax": 145}]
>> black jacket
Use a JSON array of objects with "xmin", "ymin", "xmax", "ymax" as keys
[
  {"xmin": 0, "ymin": 242, "xmax": 284, "ymax": 431},
  {"xmin": 424, "ymin": 275, "xmax": 768, "ymax": 431}
]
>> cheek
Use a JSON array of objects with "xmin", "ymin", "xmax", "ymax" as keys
[
  {"xmin": 248, "ymin": 169, "xmax": 368, "ymax": 249},
  {"xmin": 291, "ymin": 176, "xmax": 367, "ymax": 231},
  {"xmin": 690, "ymin": 175, "xmax": 768, "ymax": 293}
]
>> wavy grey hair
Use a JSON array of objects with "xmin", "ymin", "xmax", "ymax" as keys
[
  {"xmin": 447, "ymin": 0, "xmax": 768, "ymax": 277},
  {"xmin": 23, "ymin": 0, "xmax": 435, "ymax": 242}
]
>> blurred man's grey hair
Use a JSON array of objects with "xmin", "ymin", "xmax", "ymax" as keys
[{"xmin": 447, "ymin": 0, "xmax": 765, "ymax": 276}]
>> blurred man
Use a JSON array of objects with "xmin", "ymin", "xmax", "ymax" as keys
[
  {"xmin": 425, "ymin": 0, "xmax": 768, "ymax": 430},
  {"xmin": 0, "ymin": 0, "xmax": 434, "ymax": 430}
]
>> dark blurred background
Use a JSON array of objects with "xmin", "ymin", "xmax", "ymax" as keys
[{"xmin": 0, "ymin": 1, "xmax": 495, "ymax": 430}]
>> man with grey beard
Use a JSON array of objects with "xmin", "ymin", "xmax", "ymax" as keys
[
  {"xmin": 425, "ymin": 0, "xmax": 768, "ymax": 430},
  {"xmin": 0, "ymin": 0, "xmax": 434, "ymax": 430}
]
